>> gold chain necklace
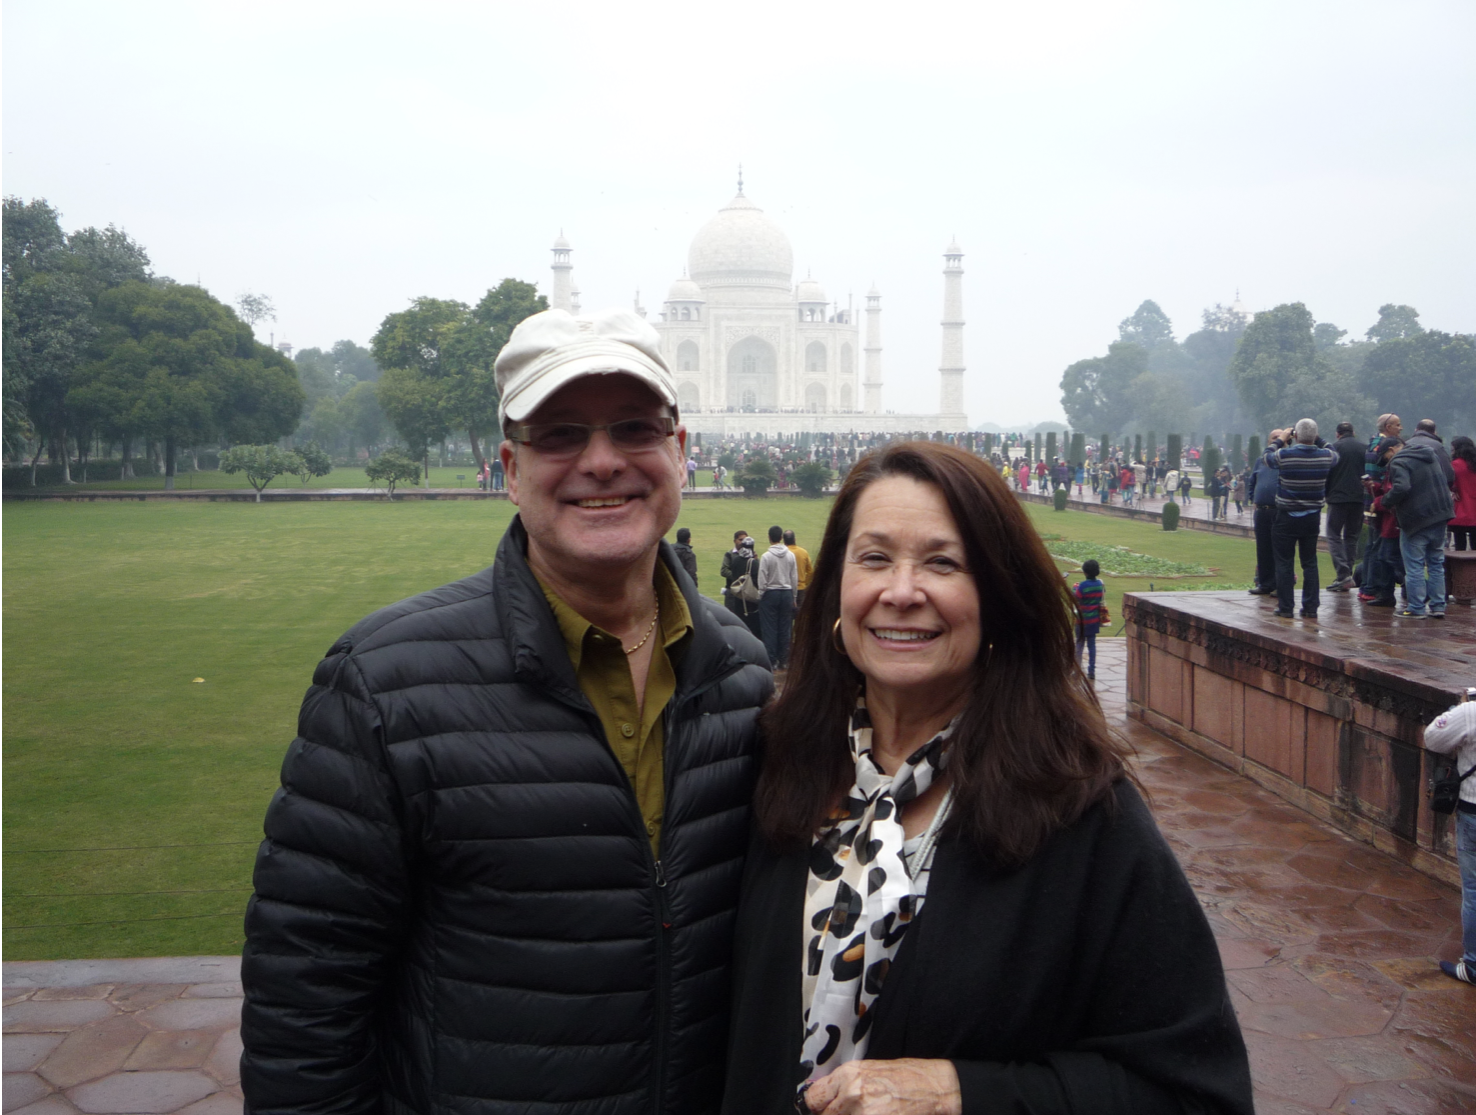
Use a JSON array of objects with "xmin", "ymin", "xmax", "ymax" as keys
[{"xmin": 624, "ymin": 598, "xmax": 661, "ymax": 655}]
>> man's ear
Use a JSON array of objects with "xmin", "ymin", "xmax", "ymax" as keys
[
  {"xmin": 500, "ymin": 440, "xmax": 520, "ymax": 506},
  {"xmin": 675, "ymin": 423, "xmax": 688, "ymax": 459}
]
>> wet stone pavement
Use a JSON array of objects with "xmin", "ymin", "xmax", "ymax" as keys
[{"xmin": 5, "ymin": 642, "xmax": 1474, "ymax": 1114}]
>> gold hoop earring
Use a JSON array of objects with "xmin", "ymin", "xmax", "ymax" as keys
[{"xmin": 832, "ymin": 618, "xmax": 848, "ymax": 657}]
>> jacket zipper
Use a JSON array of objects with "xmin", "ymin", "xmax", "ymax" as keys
[{"xmin": 650, "ymin": 656, "xmax": 746, "ymax": 1114}]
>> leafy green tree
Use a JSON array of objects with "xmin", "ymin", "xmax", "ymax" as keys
[
  {"xmin": 1118, "ymin": 300, "xmax": 1175, "ymax": 352},
  {"xmin": 292, "ymin": 443, "xmax": 333, "ymax": 484},
  {"xmin": 1227, "ymin": 302, "xmax": 1372, "ymax": 434},
  {"xmin": 81, "ymin": 281, "xmax": 304, "ymax": 488},
  {"xmin": 340, "ymin": 380, "xmax": 388, "ymax": 457},
  {"xmin": 790, "ymin": 461, "xmax": 833, "ymax": 498},
  {"xmin": 1359, "ymin": 331, "xmax": 1476, "ymax": 432},
  {"xmin": 1365, "ymin": 304, "xmax": 1423, "ymax": 344},
  {"xmin": 373, "ymin": 296, "xmax": 471, "ymax": 478},
  {"xmin": 220, "ymin": 444, "xmax": 300, "ymax": 501},
  {"xmin": 1312, "ymin": 322, "xmax": 1347, "ymax": 350},
  {"xmin": 375, "ymin": 365, "xmax": 450, "ymax": 485},
  {"xmin": 1247, "ymin": 435, "xmax": 1261, "ymax": 463},
  {"xmin": 1166, "ymin": 433, "xmax": 1182, "ymax": 472},
  {"xmin": 1046, "ymin": 431, "xmax": 1057, "ymax": 464},
  {"xmin": 365, "ymin": 447, "xmax": 420, "ymax": 499},
  {"xmin": 1059, "ymin": 341, "xmax": 1148, "ymax": 433},
  {"xmin": 452, "ymin": 279, "xmax": 548, "ymax": 467},
  {"xmin": 3, "ymin": 198, "xmax": 102, "ymax": 474}
]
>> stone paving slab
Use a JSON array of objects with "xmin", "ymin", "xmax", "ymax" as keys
[{"xmin": 5, "ymin": 642, "xmax": 1473, "ymax": 1114}]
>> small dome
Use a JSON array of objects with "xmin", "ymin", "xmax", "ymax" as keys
[
  {"xmin": 945, "ymin": 237, "xmax": 962, "ymax": 255},
  {"xmin": 688, "ymin": 193, "xmax": 793, "ymax": 291},
  {"xmin": 667, "ymin": 276, "xmax": 704, "ymax": 302},
  {"xmin": 553, "ymin": 233, "xmax": 571, "ymax": 250},
  {"xmin": 796, "ymin": 278, "xmax": 827, "ymax": 303}
]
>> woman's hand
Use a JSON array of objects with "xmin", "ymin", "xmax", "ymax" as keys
[{"xmin": 805, "ymin": 1058, "xmax": 963, "ymax": 1115}]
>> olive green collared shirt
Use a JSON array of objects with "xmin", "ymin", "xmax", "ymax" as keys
[{"xmin": 539, "ymin": 563, "xmax": 693, "ymax": 855}]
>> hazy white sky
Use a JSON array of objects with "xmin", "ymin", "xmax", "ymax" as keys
[{"xmin": 5, "ymin": 0, "xmax": 1473, "ymax": 426}]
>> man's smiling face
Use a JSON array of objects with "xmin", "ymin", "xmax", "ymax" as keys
[{"xmin": 502, "ymin": 373, "xmax": 686, "ymax": 577}]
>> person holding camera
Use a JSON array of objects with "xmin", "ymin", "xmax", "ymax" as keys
[{"xmin": 1426, "ymin": 689, "xmax": 1476, "ymax": 987}]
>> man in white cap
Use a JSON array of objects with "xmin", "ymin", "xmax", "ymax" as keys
[{"xmin": 241, "ymin": 308, "xmax": 772, "ymax": 1114}]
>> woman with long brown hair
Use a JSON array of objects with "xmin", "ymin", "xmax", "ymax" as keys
[{"xmin": 723, "ymin": 442, "xmax": 1251, "ymax": 1115}]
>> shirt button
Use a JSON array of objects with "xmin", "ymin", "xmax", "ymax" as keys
[
  {"xmin": 646, "ymin": 821, "xmax": 658, "ymax": 836},
  {"xmin": 621, "ymin": 723, "xmax": 635, "ymax": 738}
]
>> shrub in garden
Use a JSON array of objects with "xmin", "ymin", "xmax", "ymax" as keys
[
  {"xmin": 293, "ymin": 443, "xmax": 334, "ymax": 484},
  {"xmin": 1162, "ymin": 501, "xmax": 1181, "ymax": 531},
  {"xmin": 738, "ymin": 456, "xmax": 776, "ymax": 496},
  {"xmin": 790, "ymin": 461, "xmax": 833, "ymax": 498},
  {"xmin": 220, "ymin": 445, "xmax": 301, "ymax": 502},
  {"xmin": 1053, "ymin": 487, "xmax": 1068, "ymax": 511},
  {"xmin": 365, "ymin": 449, "xmax": 421, "ymax": 500}
]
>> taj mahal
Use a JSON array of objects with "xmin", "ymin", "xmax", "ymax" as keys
[{"xmin": 548, "ymin": 181, "xmax": 969, "ymax": 436}]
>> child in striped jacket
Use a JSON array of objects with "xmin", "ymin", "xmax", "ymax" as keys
[{"xmin": 1074, "ymin": 559, "xmax": 1105, "ymax": 680}]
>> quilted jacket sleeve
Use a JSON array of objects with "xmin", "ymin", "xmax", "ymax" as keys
[{"xmin": 240, "ymin": 642, "xmax": 411, "ymax": 1114}]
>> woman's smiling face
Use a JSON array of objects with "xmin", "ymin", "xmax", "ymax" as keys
[{"xmin": 838, "ymin": 475, "xmax": 982, "ymax": 712}]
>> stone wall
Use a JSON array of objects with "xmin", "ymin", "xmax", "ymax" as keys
[{"xmin": 1125, "ymin": 591, "xmax": 1468, "ymax": 887}]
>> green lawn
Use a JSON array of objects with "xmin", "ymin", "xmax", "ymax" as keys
[{"xmin": 2, "ymin": 493, "xmax": 1319, "ymax": 959}]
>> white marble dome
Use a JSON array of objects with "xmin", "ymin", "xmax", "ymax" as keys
[
  {"xmin": 667, "ymin": 276, "xmax": 704, "ymax": 302},
  {"xmin": 795, "ymin": 278, "xmax": 827, "ymax": 303},
  {"xmin": 687, "ymin": 193, "xmax": 793, "ymax": 290}
]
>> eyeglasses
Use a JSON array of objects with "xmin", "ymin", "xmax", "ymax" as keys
[{"xmin": 505, "ymin": 416, "xmax": 677, "ymax": 457}]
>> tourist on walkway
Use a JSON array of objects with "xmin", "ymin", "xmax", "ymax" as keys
[
  {"xmin": 1384, "ymin": 433, "xmax": 1455, "ymax": 618},
  {"xmin": 1363, "ymin": 439, "xmax": 1405, "ymax": 608},
  {"xmin": 785, "ymin": 528, "xmax": 812, "ymax": 611},
  {"xmin": 1232, "ymin": 468, "xmax": 1247, "ymax": 515},
  {"xmin": 687, "ymin": 455, "xmax": 698, "ymax": 488},
  {"xmin": 1407, "ymin": 417, "xmax": 1455, "ymax": 477},
  {"xmin": 1424, "ymin": 694, "xmax": 1476, "ymax": 987},
  {"xmin": 1164, "ymin": 465, "xmax": 1180, "ymax": 503},
  {"xmin": 1325, "ymin": 421, "xmax": 1368, "ymax": 592},
  {"xmin": 1449, "ymin": 436, "xmax": 1476, "ymax": 550},
  {"xmin": 1074, "ymin": 558, "xmax": 1105, "ymax": 680},
  {"xmin": 490, "ymin": 454, "xmax": 505, "ymax": 490},
  {"xmin": 1248, "ymin": 434, "xmax": 1280, "ymax": 594},
  {"xmin": 723, "ymin": 441, "xmax": 1253, "ymax": 1115},
  {"xmin": 240, "ymin": 307, "xmax": 772, "ymax": 1112},
  {"xmin": 1207, "ymin": 468, "xmax": 1223, "ymax": 520},
  {"xmin": 673, "ymin": 526, "xmax": 698, "ymax": 586},
  {"xmin": 758, "ymin": 524, "xmax": 798, "ymax": 668},
  {"xmin": 1179, "ymin": 471, "xmax": 1194, "ymax": 505},
  {"xmin": 1264, "ymin": 419, "xmax": 1334, "ymax": 619}
]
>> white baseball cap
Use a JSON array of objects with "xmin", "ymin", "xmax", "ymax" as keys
[{"xmin": 495, "ymin": 308, "xmax": 677, "ymax": 427}]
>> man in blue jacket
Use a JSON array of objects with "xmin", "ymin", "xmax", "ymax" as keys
[{"xmin": 1263, "ymin": 419, "xmax": 1334, "ymax": 618}]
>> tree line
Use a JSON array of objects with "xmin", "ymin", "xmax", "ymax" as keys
[
  {"xmin": 4, "ymin": 196, "xmax": 551, "ymax": 488},
  {"xmin": 4, "ymin": 198, "xmax": 304, "ymax": 487},
  {"xmin": 1060, "ymin": 298, "xmax": 1476, "ymax": 441}
]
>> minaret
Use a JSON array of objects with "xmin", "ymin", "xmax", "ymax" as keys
[
  {"xmin": 863, "ymin": 285, "xmax": 883, "ymax": 414},
  {"xmin": 551, "ymin": 232, "xmax": 573, "ymax": 313},
  {"xmin": 939, "ymin": 238, "xmax": 965, "ymax": 416},
  {"xmin": 570, "ymin": 282, "xmax": 581, "ymax": 315}
]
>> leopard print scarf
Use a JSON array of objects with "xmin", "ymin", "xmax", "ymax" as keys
[{"xmin": 797, "ymin": 698, "xmax": 956, "ymax": 1092}]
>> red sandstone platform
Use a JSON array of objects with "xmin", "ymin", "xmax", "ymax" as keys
[{"xmin": 1126, "ymin": 589, "xmax": 1475, "ymax": 888}]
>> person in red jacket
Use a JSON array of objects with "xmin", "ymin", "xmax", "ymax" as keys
[{"xmin": 1450, "ymin": 436, "xmax": 1476, "ymax": 551}]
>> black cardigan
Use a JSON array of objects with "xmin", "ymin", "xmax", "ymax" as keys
[{"xmin": 721, "ymin": 782, "xmax": 1253, "ymax": 1115}]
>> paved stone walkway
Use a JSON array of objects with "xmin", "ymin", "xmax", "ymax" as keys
[{"xmin": 6, "ymin": 643, "xmax": 1474, "ymax": 1114}]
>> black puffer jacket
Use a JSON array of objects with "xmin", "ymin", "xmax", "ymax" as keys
[{"xmin": 241, "ymin": 517, "xmax": 772, "ymax": 1115}]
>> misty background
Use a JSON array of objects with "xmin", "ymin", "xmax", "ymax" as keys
[{"xmin": 4, "ymin": 0, "xmax": 1473, "ymax": 428}]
